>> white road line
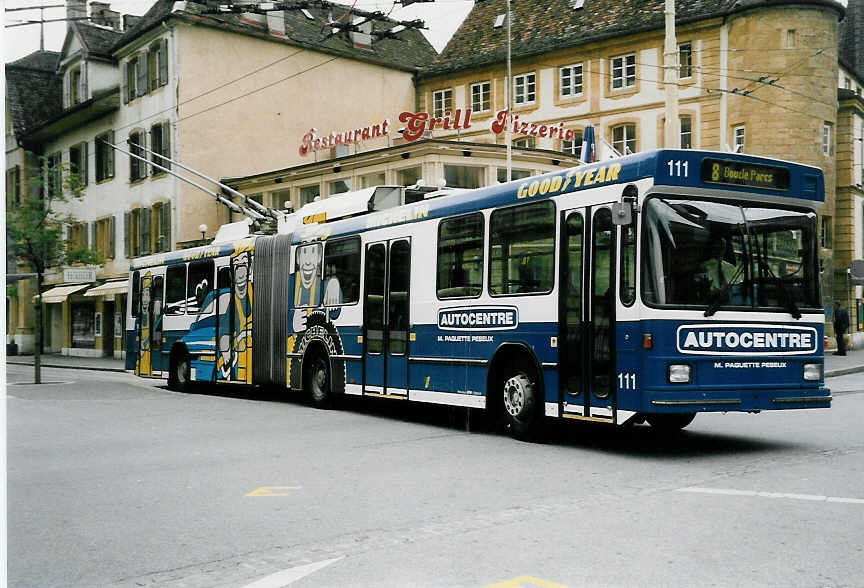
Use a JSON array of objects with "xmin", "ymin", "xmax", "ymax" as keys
[
  {"xmin": 241, "ymin": 557, "xmax": 342, "ymax": 588},
  {"xmin": 677, "ymin": 486, "xmax": 864, "ymax": 504}
]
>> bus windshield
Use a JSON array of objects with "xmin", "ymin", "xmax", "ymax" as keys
[{"xmin": 642, "ymin": 197, "xmax": 820, "ymax": 313}]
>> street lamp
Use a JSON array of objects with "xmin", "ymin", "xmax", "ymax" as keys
[{"xmin": 199, "ymin": 223, "xmax": 207, "ymax": 240}]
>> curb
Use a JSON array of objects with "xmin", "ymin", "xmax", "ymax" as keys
[
  {"xmin": 6, "ymin": 359, "xmax": 126, "ymax": 373},
  {"xmin": 825, "ymin": 365, "xmax": 864, "ymax": 378}
]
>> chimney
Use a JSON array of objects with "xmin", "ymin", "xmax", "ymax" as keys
[
  {"xmin": 266, "ymin": 10, "xmax": 286, "ymax": 35},
  {"xmin": 123, "ymin": 14, "xmax": 142, "ymax": 31},
  {"xmin": 90, "ymin": 2, "xmax": 122, "ymax": 30},
  {"xmin": 350, "ymin": 18, "xmax": 373, "ymax": 51},
  {"xmin": 67, "ymin": 0, "xmax": 87, "ymax": 26}
]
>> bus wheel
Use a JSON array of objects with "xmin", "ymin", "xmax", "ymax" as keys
[
  {"xmin": 501, "ymin": 370, "xmax": 541, "ymax": 441},
  {"xmin": 169, "ymin": 351, "xmax": 192, "ymax": 393},
  {"xmin": 646, "ymin": 413, "xmax": 696, "ymax": 433},
  {"xmin": 305, "ymin": 352, "xmax": 332, "ymax": 409}
]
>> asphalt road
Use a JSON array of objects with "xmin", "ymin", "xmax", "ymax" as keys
[{"xmin": 6, "ymin": 364, "xmax": 864, "ymax": 588}]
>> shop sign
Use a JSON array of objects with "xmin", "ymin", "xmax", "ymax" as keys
[
  {"xmin": 63, "ymin": 268, "xmax": 96, "ymax": 283},
  {"xmin": 299, "ymin": 109, "xmax": 578, "ymax": 157}
]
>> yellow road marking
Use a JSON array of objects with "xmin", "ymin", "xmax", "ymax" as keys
[
  {"xmin": 246, "ymin": 486, "xmax": 302, "ymax": 496},
  {"xmin": 483, "ymin": 576, "xmax": 570, "ymax": 588}
]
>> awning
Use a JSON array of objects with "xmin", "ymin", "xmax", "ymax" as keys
[
  {"xmin": 36, "ymin": 284, "xmax": 90, "ymax": 304},
  {"xmin": 84, "ymin": 279, "xmax": 128, "ymax": 297}
]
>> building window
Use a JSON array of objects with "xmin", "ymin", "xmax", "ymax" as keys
[
  {"xmin": 129, "ymin": 131, "xmax": 146, "ymax": 182},
  {"xmin": 150, "ymin": 122, "xmax": 171, "ymax": 174},
  {"xmin": 95, "ymin": 130, "xmax": 115, "ymax": 182},
  {"xmin": 69, "ymin": 142, "xmax": 88, "ymax": 186},
  {"xmin": 125, "ymin": 56, "xmax": 137, "ymax": 102},
  {"xmin": 126, "ymin": 207, "xmax": 151, "ymax": 257},
  {"xmin": 559, "ymin": 63, "xmax": 583, "ymax": 98},
  {"xmin": 497, "ymin": 168, "xmax": 532, "ymax": 183},
  {"xmin": 148, "ymin": 39, "xmax": 169, "ymax": 92},
  {"xmin": 471, "ymin": 81, "xmax": 491, "ymax": 113},
  {"xmin": 823, "ymin": 123, "xmax": 832, "ymax": 156},
  {"xmin": 489, "ymin": 200, "xmax": 555, "ymax": 295},
  {"xmin": 678, "ymin": 42, "xmax": 692, "ymax": 79},
  {"xmin": 733, "ymin": 125, "xmax": 745, "ymax": 153},
  {"xmin": 821, "ymin": 215, "xmax": 833, "ymax": 248},
  {"xmin": 437, "ymin": 213, "xmax": 484, "ymax": 298},
  {"xmin": 610, "ymin": 54, "xmax": 636, "ymax": 89},
  {"xmin": 396, "ymin": 166, "xmax": 421, "ymax": 186},
  {"xmin": 444, "ymin": 165, "xmax": 484, "ymax": 189},
  {"xmin": 329, "ymin": 178, "xmax": 352, "ymax": 195},
  {"xmin": 561, "ymin": 129, "xmax": 584, "ymax": 159},
  {"xmin": 513, "ymin": 72, "xmax": 536, "ymax": 105},
  {"xmin": 68, "ymin": 221, "xmax": 88, "ymax": 250},
  {"xmin": 69, "ymin": 67, "xmax": 83, "ymax": 106},
  {"xmin": 512, "ymin": 137, "xmax": 536, "ymax": 149},
  {"xmin": 680, "ymin": 116, "xmax": 692, "ymax": 149},
  {"xmin": 299, "ymin": 184, "xmax": 320, "ymax": 207},
  {"xmin": 46, "ymin": 152, "xmax": 62, "ymax": 197},
  {"xmin": 432, "ymin": 88, "xmax": 452, "ymax": 117},
  {"xmin": 612, "ymin": 124, "xmax": 637, "ymax": 155},
  {"xmin": 6, "ymin": 165, "xmax": 21, "ymax": 207},
  {"xmin": 785, "ymin": 29, "xmax": 796, "ymax": 49}
]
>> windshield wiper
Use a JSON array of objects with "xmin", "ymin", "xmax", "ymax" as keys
[
  {"xmin": 703, "ymin": 262, "xmax": 746, "ymax": 317},
  {"xmin": 753, "ymin": 240, "xmax": 802, "ymax": 320}
]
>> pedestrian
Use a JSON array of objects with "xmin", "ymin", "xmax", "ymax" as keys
[{"xmin": 833, "ymin": 301, "xmax": 850, "ymax": 356}]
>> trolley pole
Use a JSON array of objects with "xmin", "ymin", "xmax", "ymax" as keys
[{"xmin": 663, "ymin": 0, "xmax": 680, "ymax": 148}]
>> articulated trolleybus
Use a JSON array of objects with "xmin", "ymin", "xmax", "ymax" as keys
[{"xmin": 126, "ymin": 149, "xmax": 830, "ymax": 439}]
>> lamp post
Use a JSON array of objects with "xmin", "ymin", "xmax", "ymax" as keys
[{"xmin": 199, "ymin": 224, "xmax": 208, "ymax": 241}]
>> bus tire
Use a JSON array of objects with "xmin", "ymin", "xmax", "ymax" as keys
[
  {"xmin": 169, "ymin": 350, "xmax": 192, "ymax": 393},
  {"xmin": 501, "ymin": 369, "xmax": 542, "ymax": 441},
  {"xmin": 646, "ymin": 412, "xmax": 696, "ymax": 433},
  {"xmin": 304, "ymin": 351, "xmax": 332, "ymax": 409}
]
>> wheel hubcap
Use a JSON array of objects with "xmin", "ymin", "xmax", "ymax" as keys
[{"xmin": 503, "ymin": 375, "xmax": 527, "ymax": 417}]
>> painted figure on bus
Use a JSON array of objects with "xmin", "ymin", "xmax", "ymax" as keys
[
  {"xmin": 138, "ymin": 272, "xmax": 152, "ymax": 376},
  {"xmin": 232, "ymin": 249, "xmax": 253, "ymax": 382},
  {"xmin": 292, "ymin": 243, "xmax": 322, "ymax": 332}
]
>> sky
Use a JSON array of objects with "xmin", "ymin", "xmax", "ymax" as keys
[{"xmin": 3, "ymin": 0, "xmax": 475, "ymax": 63}]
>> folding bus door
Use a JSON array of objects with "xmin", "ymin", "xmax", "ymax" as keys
[
  {"xmin": 559, "ymin": 206, "xmax": 616, "ymax": 421},
  {"xmin": 363, "ymin": 238, "xmax": 411, "ymax": 397}
]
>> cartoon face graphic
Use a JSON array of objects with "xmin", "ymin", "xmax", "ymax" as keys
[
  {"xmin": 233, "ymin": 252, "xmax": 250, "ymax": 299},
  {"xmin": 141, "ymin": 284, "xmax": 151, "ymax": 312},
  {"xmin": 297, "ymin": 244, "xmax": 321, "ymax": 290}
]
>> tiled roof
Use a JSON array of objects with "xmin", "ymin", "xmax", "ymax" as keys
[
  {"xmin": 840, "ymin": 0, "xmax": 864, "ymax": 79},
  {"xmin": 5, "ymin": 51, "xmax": 63, "ymax": 139},
  {"xmin": 422, "ymin": 0, "xmax": 842, "ymax": 76},
  {"xmin": 112, "ymin": 0, "xmax": 436, "ymax": 71},
  {"xmin": 74, "ymin": 21, "xmax": 124, "ymax": 58}
]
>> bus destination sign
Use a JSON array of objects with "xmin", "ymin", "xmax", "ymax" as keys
[{"xmin": 700, "ymin": 158, "xmax": 790, "ymax": 190}]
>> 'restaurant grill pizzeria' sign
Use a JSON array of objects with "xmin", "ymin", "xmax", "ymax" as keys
[{"xmin": 299, "ymin": 109, "xmax": 578, "ymax": 156}]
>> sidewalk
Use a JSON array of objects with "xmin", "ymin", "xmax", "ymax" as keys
[
  {"xmin": 5, "ymin": 353, "xmax": 127, "ymax": 372},
  {"xmin": 5, "ymin": 348, "xmax": 864, "ymax": 377}
]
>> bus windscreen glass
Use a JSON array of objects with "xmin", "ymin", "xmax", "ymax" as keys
[{"xmin": 641, "ymin": 198, "xmax": 819, "ymax": 312}]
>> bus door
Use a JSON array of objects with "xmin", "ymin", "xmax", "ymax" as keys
[
  {"xmin": 363, "ymin": 238, "xmax": 411, "ymax": 397},
  {"xmin": 559, "ymin": 206, "xmax": 616, "ymax": 421}
]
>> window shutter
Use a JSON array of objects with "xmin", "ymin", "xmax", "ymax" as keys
[
  {"xmin": 159, "ymin": 39, "xmax": 169, "ymax": 87},
  {"xmin": 81, "ymin": 66, "xmax": 88, "ymax": 103},
  {"xmin": 124, "ymin": 211, "xmax": 130, "ymax": 258},
  {"xmin": 150, "ymin": 125, "xmax": 160, "ymax": 173},
  {"xmin": 142, "ymin": 207, "xmax": 151, "ymax": 255},
  {"xmin": 107, "ymin": 131, "xmax": 115, "ymax": 178},
  {"xmin": 90, "ymin": 222, "xmax": 97, "ymax": 250},
  {"xmin": 109, "ymin": 215, "xmax": 116, "ymax": 259},
  {"xmin": 162, "ymin": 123, "xmax": 171, "ymax": 170},
  {"xmin": 160, "ymin": 201, "xmax": 171, "ymax": 251},
  {"xmin": 63, "ymin": 71, "xmax": 70, "ymax": 109},
  {"xmin": 129, "ymin": 134, "xmax": 138, "ymax": 181},
  {"xmin": 82, "ymin": 222, "xmax": 90, "ymax": 249},
  {"xmin": 137, "ymin": 52, "xmax": 147, "ymax": 97},
  {"xmin": 82, "ymin": 141, "xmax": 89, "ymax": 186},
  {"xmin": 123, "ymin": 61, "xmax": 130, "ymax": 104}
]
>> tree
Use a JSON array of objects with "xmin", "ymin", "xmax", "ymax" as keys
[{"xmin": 6, "ymin": 155, "xmax": 99, "ymax": 384}]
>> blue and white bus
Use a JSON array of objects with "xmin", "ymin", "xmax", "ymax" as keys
[{"xmin": 126, "ymin": 149, "xmax": 830, "ymax": 439}]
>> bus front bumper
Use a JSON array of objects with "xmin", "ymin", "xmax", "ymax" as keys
[{"xmin": 641, "ymin": 386, "xmax": 832, "ymax": 412}]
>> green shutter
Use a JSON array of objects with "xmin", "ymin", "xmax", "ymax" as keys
[
  {"xmin": 124, "ymin": 212, "xmax": 130, "ymax": 258},
  {"xmin": 136, "ymin": 52, "xmax": 147, "ymax": 97},
  {"xmin": 142, "ymin": 207, "xmax": 151, "ymax": 255},
  {"xmin": 162, "ymin": 123, "xmax": 171, "ymax": 170},
  {"xmin": 109, "ymin": 215, "xmax": 116, "ymax": 259},
  {"xmin": 159, "ymin": 39, "xmax": 169, "ymax": 87},
  {"xmin": 160, "ymin": 201, "xmax": 171, "ymax": 251}
]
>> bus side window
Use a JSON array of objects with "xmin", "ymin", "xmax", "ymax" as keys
[
  {"xmin": 187, "ymin": 259, "xmax": 215, "ymax": 314},
  {"xmin": 165, "ymin": 264, "xmax": 187, "ymax": 315},
  {"xmin": 489, "ymin": 200, "xmax": 555, "ymax": 296},
  {"xmin": 620, "ymin": 223, "xmax": 636, "ymax": 306},
  {"xmin": 323, "ymin": 237, "xmax": 361, "ymax": 305},
  {"xmin": 131, "ymin": 271, "xmax": 141, "ymax": 317},
  {"xmin": 437, "ymin": 213, "xmax": 484, "ymax": 298}
]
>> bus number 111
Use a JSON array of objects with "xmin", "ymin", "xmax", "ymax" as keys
[
  {"xmin": 618, "ymin": 372, "xmax": 637, "ymax": 390},
  {"xmin": 667, "ymin": 160, "xmax": 689, "ymax": 177}
]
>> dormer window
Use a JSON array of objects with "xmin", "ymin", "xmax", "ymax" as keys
[{"xmin": 70, "ymin": 67, "xmax": 83, "ymax": 106}]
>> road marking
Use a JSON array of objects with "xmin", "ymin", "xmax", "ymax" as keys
[
  {"xmin": 241, "ymin": 557, "xmax": 342, "ymax": 588},
  {"xmin": 484, "ymin": 576, "xmax": 570, "ymax": 588},
  {"xmin": 677, "ymin": 486, "xmax": 864, "ymax": 504},
  {"xmin": 246, "ymin": 486, "xmax": 302, "ymax": 496}
]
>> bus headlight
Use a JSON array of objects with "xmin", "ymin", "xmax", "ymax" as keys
[
  {"xmin": 668, "ymin": 364, "xmax": 692, "ymax": 384},
  {"xmin": 803, "ymin": 363, "xmax": 823, "ymax": 381}
]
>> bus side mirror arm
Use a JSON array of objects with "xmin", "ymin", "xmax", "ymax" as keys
[{"xmin": 612, "ymin": 201, "xmax": 633, "ymax": 225}]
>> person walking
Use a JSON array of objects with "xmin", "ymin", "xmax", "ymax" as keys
[{"xmin": 833, "ymin": 301, "xmax": 850, "ymax": 356}]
